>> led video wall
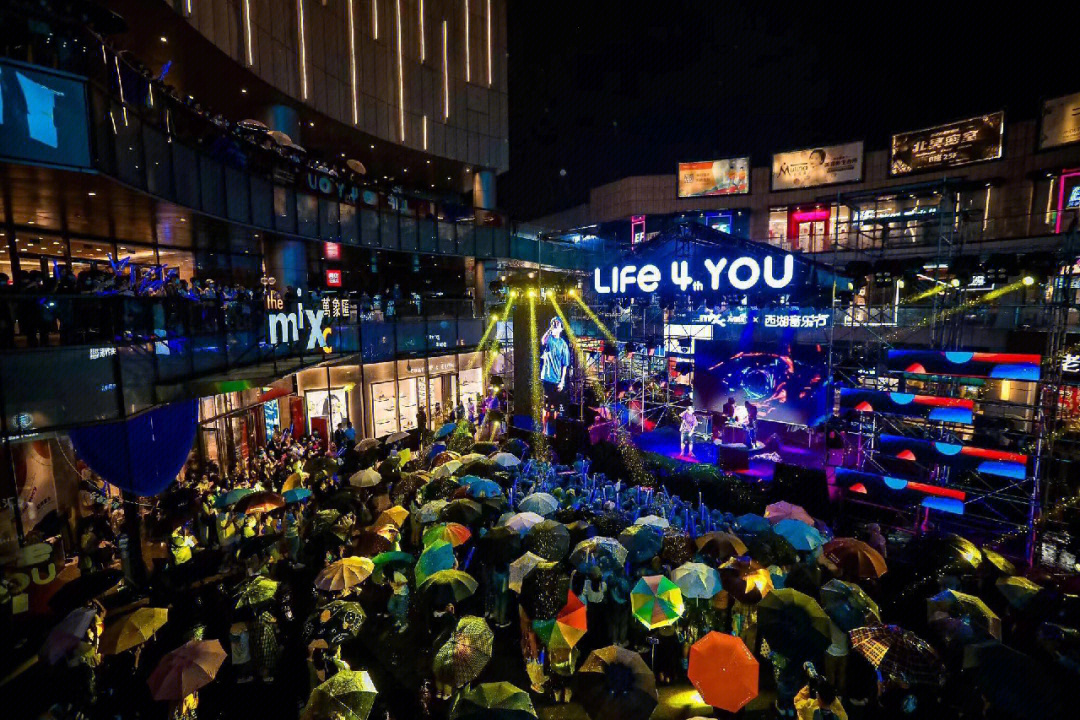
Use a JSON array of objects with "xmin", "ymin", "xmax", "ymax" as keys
[
  {"xmin": 887, "ymin": 350, "xmax": 1042, "ymax": 382},
  {"xmin": 838, "ymin": 388, "xmax": 974, "ymax": 424},
  {"xmin": 834, "ymin": 467, "xmax": 966, "ymax": 515},
  {"xmin": 877, "ymin": 434, "xmax": 1028, "ymax": 480}
]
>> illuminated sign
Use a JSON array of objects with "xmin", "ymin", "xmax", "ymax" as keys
[
  {"xmin": 686, "ymin": 309, "xmax": 829, "ymax": 328},
  {"xmin": 631, "ymin": 215, "xmax": 646, "ymax": 246},
  {"xmin": 676, "ymin": 157, "xmax": 750, "ymax": 198},
  {"xmin": 594, "ymin": 254, "xmax": 795, "ymax": 295},
  {"xmin": 303, "ymin": 170, "xmax": 362, "ymax": 204},
  {"xmin": 0, "ymin": 59, "xmax": 91, "ymax": 169},
  {"xmin": 890, "ymin": 112, "xmax": 1004, "ymax": 175},
  {"xmin": 325, "ymin": 269, "xmax": 342, "ymax": 287},
  {"xmin": 772, "ymin": 141, "xmax": 864, "ymax": 190},
  {"xmin": 324, "ymin": 242, "xmax": 342, "ymax": 260},
  {"xmin": 1056, "ymin": 170, "xmax": 1080, "ymax": 233},
  {"xmin": 1041, "ymin": 91, "xmax": 1080, "ymax": 149},
  {"xmin": 265, "ymin": 293, "xmax": 346, "ymax": 353}
]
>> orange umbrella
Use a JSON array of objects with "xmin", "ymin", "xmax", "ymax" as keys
[
  {"xmin": 147, "ymin": 640, "xmax": 226, "ymax": 700},
  {"xmin": 823, "ymin": 538, "xmax": 888, "ymax": 579},
  {"xmin": 316, "ymin": 556, "xmax": 375, "ymax": 592},
  {"xmin": 235, "ymin": 491, "xmax": 285, "ymax": 515},
  {"xmin": 688, "ymin": 631, "xmax": 759, "ymax": 713},
  {"xmin": 423, "ymin": 522, "xmax": 472, "ymax": 548}
]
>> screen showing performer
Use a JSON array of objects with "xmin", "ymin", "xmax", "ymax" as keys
[{"xmin": 540, "ymin": 316, "xmax": 571, "ymax": 400}]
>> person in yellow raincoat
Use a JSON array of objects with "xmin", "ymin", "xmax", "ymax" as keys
[
  {"xmin": 794, "ymin": 663, "xmax": 848, "ymax": 720},
  {"xmin": 169, "ymin": 524, "xmax": 195, "ymax": 566}
]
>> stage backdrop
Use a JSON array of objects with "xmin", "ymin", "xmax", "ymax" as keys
[{"xmin": 693, "ymin": 339, "xmax": 830, "ymax": 427}]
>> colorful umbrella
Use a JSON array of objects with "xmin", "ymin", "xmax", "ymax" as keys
[
  {"xmin": 525, "ymin": 519, "xmax": 571, "ymax": 561},
  {"xmin": 634, "ymin": 514, "xmax": 670, "ymax": 529},
  {"xmin": 533, "ymin": 591, "xmax": 587, "ymax": 649},
  {"xmin": 374, "ymin": 505, "xmax": 410, "ymax": 528},
  {"xmin": 631, "ymin": 575, "xmax": 685, "ymax": 629},
  {"xmin": 234, "ymin": 576, "xmax": 280, "ymax": 609},
  {"xmin": 350, "ymin": 468, "xmax": 382, "ymax": 488},
  {"xmin": 822, "ymin": 538, "xmax": 888, "ymax": 579},
  {"xmin": 420, "ymin": 569, "xmax": 479, "ymax": 605},
  {"xmin": 416, "ymin": 540, "xmax": 456, "ymax": 585},
  {"xmin": 509, "ymin": 551, "xmax": 546, "ymax": 593},
  {"xmin": 569, "ymin": 536, "xmax": 628, "ymax": 572},
  {"xmin": 573, "ymin": 646, "xmax": 657, "ymax": 720},
  {"xmin": 757, "ymin": 588, "xmax": 832, "ymax": 661},
  {"xmin": 491, "ymin": 452, "xmax": 522, "ymax": 468},
  {"xmin": 504, "ymin": 511, "xmax": 545, "ymax": 535},
  {"xmin": 764, "ymin": 501, "xmax": 814, "ymax": 525},
  {"xmin": 694, "ymin": 531, "xmax": 748, "ymax": 561},
  {"xmin": 772, "ymin": 518, "xmax": 823, "ymax": 552},
  {"xmin": 820, "ymin": 579, "xmax": 881, "ymax": 632},
  {"xmin": 618, "ymin": 524, "xmax": 663, "ymax": 563},
  {"xmin": 927, "ymin": 589, "xmax": 1001, "ymax": 639},
  {"xmin": 849, "ymin": 625, "xmax": 944, "ymax": 686},
  {"xmin": 996, "ymin": 575, "xmax": 1043, "ymax": 609},
  {"xmin": 235, "ymin": 491, "xmax": 285, "ymax": 515},
  {"xmin": 424, "ymin": 522, "xmax": 473, "ymax": 548},
  {"xmin": 518, "ymin": 492, "xmax": 559, "ymax": 516},
  {"xmin": 302, "ymin": 669, "xmax": 378, "ymax": 720},
  {"xmin": 41, "ymin": 607, "xmax": 99, "ymax": 665},
  {"xmin": 303, "ymin": 600, "xmax": 367, "ymax": 647},
  {"xmin": 284, "ymin": 487, "xmax": 314, "ymax": 504},
  {"xmin": 147, "ymin": 640, "xmax": 227, "ymax": 701},
  {"xmin": 670, "ymin": 562, "xmax": 723, "ymax": 599},
  {"xmin": 450, "ymin": 682, "xmax": 536, "ymax": 720},
  {"xmin": 688, "ymin": 632, "xmax": 759, "ymax": 713},
  {"xmin": 315, "ymin": 557, "xmax": 375, "ymax": 593},
  {"xmin": 101, "ymin": 607, "xmax": 168, "ymax": 655},
  {"xmin": 434, "ymin": 615, "xmax": 494, "ymax": 688}
]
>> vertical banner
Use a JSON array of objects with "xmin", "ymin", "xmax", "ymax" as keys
[{"xmin": 14, "ymin": 440, "xmax": 57, "ymax": 531}]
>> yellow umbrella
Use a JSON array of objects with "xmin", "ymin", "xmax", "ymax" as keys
[
  {"xmin": 282, "ymin": 473, "xmax": 306, "ymax": 492},
  {"xmin": 101, "ymin": 607, "xmax": 168, "ymax": 655},
  {"xmin": 316, "ymin": 557, "xmax": 376, "ymax": 593},
  {"xmin": 375, "ymin": 506, "xmax": 410, "ymax": 528}
]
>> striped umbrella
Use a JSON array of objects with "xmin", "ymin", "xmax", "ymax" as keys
[
  {"xmin": 849, "ymin": 625, "xmax": 945, "ymax": 686},
  {"xmin": 630, "ymin": 575, "xmax": 684, "ymax": 629}
]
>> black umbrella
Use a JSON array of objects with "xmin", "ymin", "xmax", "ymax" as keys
[
  {"xmin": 572, "ymin": 646, "xmax": 657, "ymax": 720},
  {"xmin": 519, "ymin": 563, "xmax": 569, "ymax": 621},
  {"xmin": 746, "ymin": 533, "xmax": 798, "ymax": 567},
  {"xmin": 49, "ymin": 569, "xmax": 123, "ymax": 613},
  {"xmin": 479, "ymin": 526, "xmax": 523, "ymax": 566},
  {"xmin": 524, "ymin": 520, "xmax": 570, "ymax": 562}
]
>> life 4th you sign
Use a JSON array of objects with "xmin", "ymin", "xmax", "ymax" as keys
[{"xmin": 593, "ymin": 254, "xmax": 796, "ymax": 295}]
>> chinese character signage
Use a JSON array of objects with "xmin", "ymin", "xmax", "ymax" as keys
[
  {"xmin": 676, "ymin": 157, "xmax": 750, "ymax": 198},
  {"xmin": 1041, "ymin": 91, "xmax": 1080, "ymax": 150},
  {"xmin": 1062, "ymin": 353, "xmax": 1080, "ymax": 380},
  {"xmin": 325, "ymin": 269, "xmax": 342, "ymax": 287},
  {"xmin": 686, "ymin": 308, "xmax": 830, "ymax": 329},
  {"xmin": 771, "ymin": 141, "xmax": 864, "ymax": 190},
  {"xmin": 890, "ymin": 112, "xmax": 1004, "ymax": 176}
]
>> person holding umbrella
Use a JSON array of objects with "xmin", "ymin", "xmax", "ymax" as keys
[{"xmin": 795, "ymin": 662, "xmax": 848, "ymax": 720}]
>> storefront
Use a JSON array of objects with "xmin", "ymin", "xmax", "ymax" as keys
[{"xmin": 196, "ymin": 381, "xmax": 298, "ymax": 470}]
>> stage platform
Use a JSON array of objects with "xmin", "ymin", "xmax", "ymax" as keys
[{"xmin": 631, "ymin": 427, "xmax": 824, "ymax": 482}]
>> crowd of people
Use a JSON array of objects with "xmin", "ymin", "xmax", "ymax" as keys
[{"xmin": 6, "ymin": 406, "xmax": 1077, "ymax": 720}]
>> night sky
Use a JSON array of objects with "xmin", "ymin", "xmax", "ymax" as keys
[{"xmin": 498, "ymin": 3, "xmax": 1080, "ymax": 221}]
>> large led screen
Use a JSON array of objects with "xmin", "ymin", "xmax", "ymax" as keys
[
  {"xmin": 0, "ymin": 59, "xmax": 91, "ymax": 169},
  {"xmin": 771, "ymin": 141, "xmax": 863, "ymax": 190},
  {"xmin": 838, "ymin": 388, "xmax": 974, "ymax": 425},
  {"xmin": 887, "ymin": 350, "xmax": 1041, "ymax": 381}
]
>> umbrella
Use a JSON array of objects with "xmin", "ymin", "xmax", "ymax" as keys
[
  {"xmin": 477, "ymin": 525, "xmax": 523, "ymax": 565},
  {"xmin": 491, "ymin": 452, "xmax": 521, "ymax": 468},
  {"xmin": 316, "ymin": 557, "xmax": 375, "ymax": 593},
  {"xmin": 918, "ymin": 532, "xmax": 983, "ymax": 572},
  {"xmin": 734, "ymin": 513, "xmax": 771, "ymax": 534},
  {"xmin": 504, "ymin": 511, "xmax": 545, "ymax": 535},
  {"xmin": 418, "ymin": 500, "xmax": 449, "ymax": 522},
  {"xmin": 764, "ymin": 501, "xmax": 815, "ymax": 525},
  {"xmin": 416, "ymin": 540, "xmax": 456, "ymax": 584},
  {"xmin": 238, "ymin": 118, "xmax": 268, "ymax": 131},
  {"xmin": 618, "ymin": 524, "xmax": 663, "ymax": 563},
  {"xmin": 772, "ymin": 518, "xmax": 824, "ymax": 553},
  {"xmin": 385, "ymin": 431, "xmax": 410, "ymax": 444},
  {"xmin": 533, "ymin": 591, "xmax": 587, "ymax": 649},
  {"xmin": 660, "ymin": 528, "xmax": 695, "ymax": 565},
  {"xmin": 820, "ymin": 579, "xmax": 881, "ymax": 632},
  {"xmin": 441, "ymin": 498, "xmax": 483, "ymax": 525},
  {"xmin": 927, "ymin": 590, "xmax": 1001, "ymax": 639},
  {"xmin": 353, "ymin": 531, "xmax": 393, "ymax": 557},
  {"xmin": 472, "ymin": 441, "xmax": 499, "ymax": 455},
  {"xmin": 346, "ymin": 159, "xmax": 368, "ymax": 176},
  {"xmin": 391, "ymin": 473, "xmax": 430, "ymax": 506},
  {"xmin": 147, "ymin": 640, "xmax": 227, "ymax": 700},
  {"xmin": 509, "ymin": 552, "xmax": 547, "ymax": 593},
  {"xmin": 570, "ymin": 536, "xmax": 628, "ymax": 572},
  {"xmin": 423, "ymin": 476, "xmax": 462, "ymax": 502},
  {"xmin": 236, "ymin": 491, "xmax": 285, "ymax": 515},
  {"xmin": 996, "ymin": 575, "xmax": 1043, "ymax": 609},
  {"xmin": 518, "ymin": 492, "xmax": 559, "ymax": 516},
  {"xmin": 433, "ymin": 460, "xmax": 463, "ymax": 479},
  {"xmin": 634, "ymin": 514, "xmax": 670, "ymax": 529},
  {"xmin": 688, "ymin": 632, "xmax": 759, "ymax": 713},
  {"xmin": 573, "ymin": 646, "xmax": 657, "ymax": 720},
  {"xmin": 459, "ymin": 453, "xmax": 487, "ymax": 467},
  {"xmin": 525, "ymin": 519, "xmax": 571, "ymax": 561},
  {"xmin": 305, "ymin": 456, "xmax": 340, "ymax": 476},
  {"xmin": 420, "ymin": 569, "xmax": 478, "ymax": 605},
  {"xmin": 101, "ymin": 607, "xmax": 168, "ymax": 655},
  {"xmin": 746, "ymin": 533, "xmax": 798, "ymax": 567},
  {"xmin": 979, "ymin": 548, "xmax": 1017, "ymax": 576},
  {"xmin": 41, "ymin": 607, "xmax": 99, "ymax": 665},
  {"xmin": 720, "ymin": 562, "xmax": 773, "ymax": 604},
  {"xmin": 670, "ymin": 562, "xmax": 723, "ymax": 599},
  {"xmin": 464, "ymin": 477, "xmax": 503, "ymax": 499},
  {"xmin": 350, "ymin": 468, "xmax": 382, "ymax": 488},
  {"xmin": 630, "ymin": 575, "xmax": 685, "ymax": 629},
  {"xmin": 303, "ymin": 600, "xmax": 367, "ymax": 646},
  {"xmin": 593, "ymin": 511, "xmax": 630, "ymax": 537},
  {"xmin": 215, "ymin": 488, "xmax": 253, "ymax": 508},
  {"xmin": 371, "ymin": 551, "xmax": 414, "ymax": 573},
  {"xmin": 434, "ymin": 615, "xmax": 494, "ymax": 688},
  {"xmin": 519, "ymin": 562, "xmax": 569, "ymax": 620},
  {"xmin": 435, "ymin": 422, "xmax": 458, "ymax": 439},
  {"xmin": 503, "ymin": 438, "xmax": 531, "ymax": 458},
  {"xmin": 302, "ymin": 669, "xmax": 378, "ymax": 720},
  {"xmin": 375, "ymin": 505, "xmax": 410, "ymax": 528},
  {"xmin": 234, "ymin": 576, "xmax": 280, "ymax": 609},
  {"xmin": 433, "ymin": 450, "xmax": 462, "ymax": 466},
  {"xmin": 355, "ymin": 438, "xmax": 380, "ymax": 452},
  {"xmin": 268, "ymin": 129, "xmax": 296, "ymax": 146},
  {"xmin": 757, "ymin": 588, "xmax": 832, "ymax": 661},
  {"xmin": 282, "ymin": 473, "xmax": 306, "ymax": 492},
  {"xmin": 424, "ymin": 523, "xmax": 473, "ymax": 547},
  {"xmin": 450, "ymin": 682, "xmax": 536, "ymax": 720},
  {"xmin": 694, "ymin": 532, "xmax": 748, "ymax": 562},
  {"xmin": 822, "ymin": 538, "xmax": 888, "ymax": 579},
  {"xmin": 849, "ymin": 625, "xmax": 944, "ymax": 686},
  {"xmin": 284, "ymin": 488, "xmax": 314, "ymax": 504},
  {"xmin": 48, "ymin": 569, "xmax": 124, "ymax": 613}
]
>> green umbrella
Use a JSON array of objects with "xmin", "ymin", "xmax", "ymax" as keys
[
  {"xmin": 371, "ymin": 551, "xmax": 414, "ymax": 571},
  {"xmin": 420, "ymin": 569, "xmax": 478, "ymax": 606},
  {"xmin": 820, "ymin": 579, "xmax": 881, "ymax": 632},
  {"xmin": 450, "ymin": 681, "xmax": 536, "ymax": 720},
  {"xmin": 524, "ymin": 519, "xmax": 570, "ymax": 561},
  {"xmin": 630, "ymin": 575, "xmax": 685, "ymax": 629},
  {"xmin": 302, "ymin": 669, "xmax": 378, "ymax": 720},
  {"xmin": 757, "ymin": 588, "xmax": 832, "ymax": 662},
  {"xmin": 416, "ymin": 540, "xmax": 456, "ymax": 585},
  {"xmin": 215, "ymin": 488, "xmax": 253, "ymax": 508},
  {"xmin": 670, "ymin": 562, "xmax": 723, "ymax": 599},
  {"xmin": 234, "ymin": 576, "xmax": 280, "ymax": 610},
  {"xmin": 434, "ymin": 615, "xmax": 494, "ymax": 688}
]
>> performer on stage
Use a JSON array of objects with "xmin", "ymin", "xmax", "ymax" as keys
[
  {"xmin": 679, "ymin": 406, "xmax": 698, "ymax": 458},
  {"xmin": 744, "ymin": 400, "xmax": 758, "ymax": 448},
  {"xmin": 722, "ymin": 396, "xmax": 736, "ymax": 420}
]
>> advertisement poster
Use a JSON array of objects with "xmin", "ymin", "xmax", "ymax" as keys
[
  {"xmin": 306, "ymin": 388, "xmax": 347, "ymax": 432},
  {"xmin": 15, "ymin": 440, "xmax": 57, "ymax": 531},
  {"xmin": 771, "ymin": 141, "xmax": 864, "ymax": 190},
  {"xmin": 890, "ymin": 112, "xmax": 1004, "ymax": 175},
  {"xmin": 1041, "ymin": 91, "xmax": 1080, "ymax": 150},
  {"xmin": 676, "ymin": 157, "xmax": 750, "ymax": 198}
]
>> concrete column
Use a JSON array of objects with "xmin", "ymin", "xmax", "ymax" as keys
[
  {"xmin": 473, "ymin": 170, "xmax": 496, "ymax": 210},
  {"xmin": 266, "ymin": 238, "xmax": 308, "ymax": 293}
]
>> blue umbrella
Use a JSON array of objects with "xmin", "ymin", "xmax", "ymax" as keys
[
  {"xmin": 215, "ymin": 488, "xmax": 253, "ymax": 508},
  {"xmin": 283, "ymin": 488, "xmax": 313, "ymax": 504},
  {"xmin": 465, "ymin": 479, "xmax": 503, "ymax": 499},
  {"xmin": 734, "ymin": 513, "xmax": 771, "ymax": 534},
  {"xmin": 434, "ymin": 422, "xmax": 457, "ymax": 440},
  {"xmin": 427, "ymin": 443, "xmax": 448, "ymax": 459},
  {"xmin": 772, "ymin": 519, "xmax": 824, "ymax": 553}
]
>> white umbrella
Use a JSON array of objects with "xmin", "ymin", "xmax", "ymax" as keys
[
  {"xmin": 459, "ymin": 453, "xmax": 487, "ymax": 467},
  {"xmin": 385, "ymin": 431, "xmax": 410, "ymax": 444},
  {"xmin": 432, "ymin": 460, "xmax": 463, "ymax": 479},
  {"xmin": 635, "ymin": 514, "xmax": 670, "ymax": 529},
  {"xmin": 504, "ymin": 512, "xmax": 544, "ymax": 535},
  {"xmin": 509, "ymin": 552, "xmax": 546, "ymax": 593},
  {"xmin": 418, "ymin": 500, "xmax": 449, "ymax": 523},
  {"xmin": 491, "ymin": 452, "xmax": 521, "ymax": 468},
  {"xmin": 355, "ymin": 438, "xmax": 380, "ymax": 452},
  {"xmin": 518, "ymin": 492, "xmax": 559, "ymax": 516},
  {"xmin": 349, "ymin": 467, "xmax": 382, "ymax": 488}
]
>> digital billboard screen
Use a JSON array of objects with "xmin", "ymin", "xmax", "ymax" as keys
[
  {"xmin": 771, "ymin": 141, "xmax": 863, "ymax": 190},
  {"xmin": 0, "ymin": 59, "xmax": 91, "ymax": 169},
  {"xmin": 890, "ymin": 112, "xmax": 1004, "ymax": 176},
  {"xmin": 676, "ymin": 157, "xmax": 750, "ymax": 198}
]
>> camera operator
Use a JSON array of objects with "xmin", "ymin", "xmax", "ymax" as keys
[{"xmin": 795, "ymin": 662, "xmax": 848, "ymax": 720}]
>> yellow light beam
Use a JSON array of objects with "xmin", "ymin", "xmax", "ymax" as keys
[{"xmin": 528, "ymin": 295, "xmax": 547, "ymax": 459}]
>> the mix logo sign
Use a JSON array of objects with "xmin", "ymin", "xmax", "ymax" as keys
[{"xmin": 266, "ymin": 294, "xmax": 332, "ymax": 353}]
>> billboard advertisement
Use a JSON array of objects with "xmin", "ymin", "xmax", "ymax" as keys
[
  {"xmin": 890, "ymin": 112, "xmax": 1005, "ymax": 175},
  {"xmin": 1041, "ymin": 91, "xmax": 1080, "ymax": 150},
  {"xmin": 771, "ymin": 141, "xmax": 864, "ymax": 190},
  {"xmin": 887, "ymin": 350, "xmax": 1041, "ymax": 382},
  {"xmin": 676, "ymin": 157, "xmax": 750, "ymax": 198}
]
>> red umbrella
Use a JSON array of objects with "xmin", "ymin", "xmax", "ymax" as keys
[
  {"xmin": 147, "ymin": 640, "xmax": 227, "ymax": 700},
  {"xmin": 688, "ymin": 631, "xmax": 759, "ymax": 713}
]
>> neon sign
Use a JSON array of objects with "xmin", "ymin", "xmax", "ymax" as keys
[
  {"xmin": 593, "ymin": 254, "xmax": 795, "ymax": 295},
  {"xmin": 265, "ymin": 293, "xmax": 333, "ymax": 353}
]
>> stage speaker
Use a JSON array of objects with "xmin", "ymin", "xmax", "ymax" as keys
[{"xmin": 771, "ymin": 462, "xmax": 832, "ymax": 522}]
